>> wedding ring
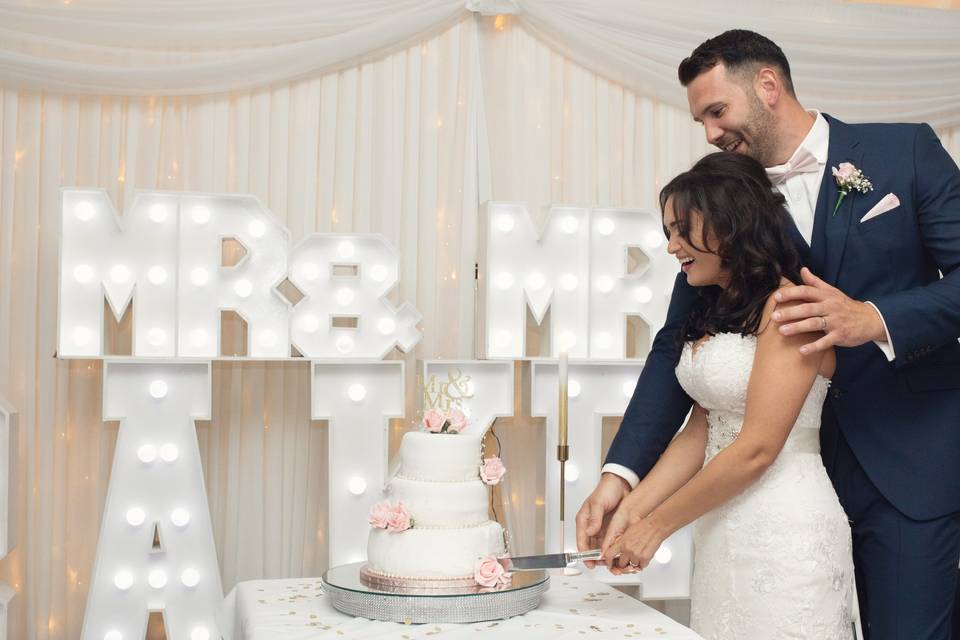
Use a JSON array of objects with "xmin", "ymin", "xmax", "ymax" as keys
[
  {"xmin": 628, "ymin": 560, "xmax": 640, "ymax": 568},
  {"xmin": 819, "ymin": 316, "xmax": 827, "ymax": 331}
]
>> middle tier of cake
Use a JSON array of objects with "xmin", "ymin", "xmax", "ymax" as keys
[{"xmin": 389, "ymin": 476, "xmax": 490, "ymax": 528}]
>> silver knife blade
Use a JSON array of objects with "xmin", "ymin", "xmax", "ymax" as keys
[{"xmin": 498, "ymin": 549, "xmax": 603, "ymax": 571}]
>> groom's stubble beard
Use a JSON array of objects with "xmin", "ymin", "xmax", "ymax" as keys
[{"xmin": 738, "ymin": 91, "xmax": 780, "ymax": 167}]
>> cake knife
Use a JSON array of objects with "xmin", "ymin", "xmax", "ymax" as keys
[{"xmin": 497, "ymin": 549, "xmax": 603, "ymax": 571}]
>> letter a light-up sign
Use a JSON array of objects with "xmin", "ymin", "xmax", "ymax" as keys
[{"xmin": 82, "ymin": 362, "xmax": 222, "ymax": 640}]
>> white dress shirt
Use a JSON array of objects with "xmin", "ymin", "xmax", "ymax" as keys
[{"xmin": 602, "ymin": 111, "xmax": 896, "ymax": 490}]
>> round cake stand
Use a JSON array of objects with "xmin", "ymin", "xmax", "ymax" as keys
[{"xmin": 322, "ymin": 562, "xmax": 549, "ymax": 624}]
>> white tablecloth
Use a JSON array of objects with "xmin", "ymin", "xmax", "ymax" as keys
[{"xmin": 223, "ymin": 572, "xmax": 703, "ymax": 640}]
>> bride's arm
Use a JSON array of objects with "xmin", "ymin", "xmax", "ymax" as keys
[
  {"xmin": 605, "ymin": 297, "xmax": 826, "ymax": 570},
  {"xmin": 615, "ymin": 404, "xmax": 708, "ymax": 520}
]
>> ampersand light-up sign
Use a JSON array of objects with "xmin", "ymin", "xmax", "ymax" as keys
[
  {"xmin": 479, "ymin": 203, "xmax": 677, "ymax": 360},
  {"xmin": 0, "ymin": 398, "xmax": 17, "ymax": 640},
  {"xmin": 58, "ymin": 189, "xmax": 422, "ymax": 359},
  {"xmin": 289, "ymin": 236, "xmax": 421, "ymax": 358}
]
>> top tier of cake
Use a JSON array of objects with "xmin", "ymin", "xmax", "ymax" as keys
[{"xmin": 396, "ymin": 430, "xmax": 485, "ymax": 482}]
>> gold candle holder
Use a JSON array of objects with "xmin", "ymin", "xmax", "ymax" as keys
[{"xmin": 558, "ymin": 351, "xmax": 569, "ymax": 548}]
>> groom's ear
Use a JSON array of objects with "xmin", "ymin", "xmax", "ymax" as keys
[{"xmin": 754, "ymin": 67, "xmax": 784, "ymax": 108}]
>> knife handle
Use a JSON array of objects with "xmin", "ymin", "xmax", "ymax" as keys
[{"xmin": 566, "ymin": 549, "xmax": 603, "ymax": 563}]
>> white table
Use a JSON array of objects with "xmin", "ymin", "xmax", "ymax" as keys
[{"xmin": 223, "ymin": 572, "xmax": 704, "ymax": 639}]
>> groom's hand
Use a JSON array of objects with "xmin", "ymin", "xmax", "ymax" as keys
[
  {"xmin": 772, "ymin": 267, "xmax": 887, "ymax": 354},
  {"xmin": 576, "ymin": 473, "xmax": 630, "ymax": 568}
]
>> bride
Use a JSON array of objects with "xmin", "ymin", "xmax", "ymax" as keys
[{"xmin": 602, "ymin": 151, "xmax": 855, "ymax": 639}]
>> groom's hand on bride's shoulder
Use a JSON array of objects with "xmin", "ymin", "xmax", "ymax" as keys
[
  {"xmin": 772, "ymin": 267, "xmax": 888, "ymax": 354},
  {"xmin": 575, "ymin": 473, "xmax": 630, "ymax": 567}
]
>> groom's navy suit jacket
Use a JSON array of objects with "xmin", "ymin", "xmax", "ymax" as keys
[{"xmin": 606, "ymin": 115, "xmax": 960, "ymax": 521}]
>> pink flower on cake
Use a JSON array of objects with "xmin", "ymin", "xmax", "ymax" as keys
[
  {"xmin": 474, "ymin": 556, "xmax": 512, "ymax": 588},
  {"xmin": 423, "ymin": 409, "xmax": 446, "ymax": 433},
  {"xmin": 480, "ymin": 457, "xmax": 507, "ymax": 485},
  {"xmin": 446, "ymin": 408, "xmax": 468, "ymax": 433},
  {"xmin": 386, "ymin": 501, "xmax": 413, "ymax": 533},
  {"xmin": 368, "ymin": 501, "xmax": 391, "ymax": 529}
]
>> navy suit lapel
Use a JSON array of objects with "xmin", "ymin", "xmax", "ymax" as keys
[{"xmin": 811, "ymin": 114, "xmax": 862, "ymax": 285}]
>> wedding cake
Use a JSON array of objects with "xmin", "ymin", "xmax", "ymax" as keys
[{"xmin": 363, "ymin": 408, "xmax": 511, "ymax": 588}]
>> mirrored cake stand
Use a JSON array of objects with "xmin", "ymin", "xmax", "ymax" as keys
[{"xmin": 322, "ymin": 562, "xmax": 550, "ymax": 624}]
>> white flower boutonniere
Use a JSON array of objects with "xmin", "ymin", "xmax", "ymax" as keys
[{"xmin": 831, "ymin": 162, "xmax": 873, "ymax": 216}]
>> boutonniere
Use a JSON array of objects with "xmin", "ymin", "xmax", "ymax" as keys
[{"xmin": 831, "ymin": 162, "xmax": 873, "ymax": 216}]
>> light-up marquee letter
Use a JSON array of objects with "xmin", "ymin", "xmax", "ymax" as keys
[
  {"xmin": 82, "ymin": 362, "xmax": 222, "ymax": 640},
  {"xmin": 422, "ymin": 361, "xmax": 514, "ymax": 433},
  {"xmin": 589, "ymin": 208, "xmax": 677, "ymax": 359},
  {"xmin": 290, "ymin": 235, "xmax": 421, "ymax": 358},
  {"xmin": 481, "ymin": 203, "xmax": 679, "ymax": 359},
  {"xmin": 532, "ymin": 361, "xmax": 692, "ymax": 598},
  {"xmin": 312, "ymin": 362, "xmax": 404, "ymax": 567},
  {"xmin": 59, "ymin": 190, "xmax": 179, "ymax": 357},
  {"xmin": 480, "ymin": 204, "xmax": 591, "ymax": 358},
  {"xmin": 177, "ymin": 194, "xmax": 291, "ymax": 358}
]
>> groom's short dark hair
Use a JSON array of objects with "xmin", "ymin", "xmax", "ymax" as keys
[{"xmin": 678, "ymin": 30, "xmax": 795, "ymax": 96}]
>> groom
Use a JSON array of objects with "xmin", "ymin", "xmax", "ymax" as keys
[{"xmin": 576, "ymin": 30, "xmax": 960, "ymax": 640}]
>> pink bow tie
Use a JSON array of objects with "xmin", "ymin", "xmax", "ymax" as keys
[{"xmin": 766, "ymin": 149, "xmax": 820, "ymax": 185}]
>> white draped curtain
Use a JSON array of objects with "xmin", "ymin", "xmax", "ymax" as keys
[{"xmin": 1, "ymin": 1, "xmax": 959, "ymax": 638}]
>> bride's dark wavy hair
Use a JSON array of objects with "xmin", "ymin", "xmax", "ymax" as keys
[{"xmin": 659, "ymin": 151, "xmax": 803, "ymax": 351}]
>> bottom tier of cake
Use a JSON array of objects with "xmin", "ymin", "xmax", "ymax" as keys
[{"xmin": 366, "ymin": 520, "xmax": 506, "ymax": 579}]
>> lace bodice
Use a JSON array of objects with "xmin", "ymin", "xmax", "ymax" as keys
[{"xmin": 675, "ymin": 332, "xmax": 830, "ymax": 459}]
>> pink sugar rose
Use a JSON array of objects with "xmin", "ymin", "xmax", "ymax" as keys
[
  {"xmin": 832, "ymin": 162, "xmax": 855, "ymax": 181},
  {"xmin": 386, "ymin": 501, "xmax": 413, "ymax": 533},
  {"xmin": 446, "ymin": 408, "xmax": 468, "ymax": 433},
  {"xmin": 480, "ymin": 457, "xmax": 507, "ymax": 485},
  {"xmin": 368, "ymin": 501, "xmax": 391, "ymax": 529},
  {"xmin": 423, "ymin": 409, "xmax": 446, "ymax": 433},
  {"xmin": 474, "ymin": 556, "xmax": 511, "ymax": 588}
]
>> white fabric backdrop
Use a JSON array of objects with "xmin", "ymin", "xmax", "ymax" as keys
[
  {"xmin": 0, "ymin": 4, "xmax": 959, "ymax": 639},
  {"xmin": 0, "ymin": 18, "xmax": 483, "ymax": 638},
  {"xmin": 2, "ymin": 0, "xmax": 960, "ymax": 127}
]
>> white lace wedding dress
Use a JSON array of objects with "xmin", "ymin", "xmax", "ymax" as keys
[{"xmin": 675, "ymin": 332, "xmax": 855, "ymax": 639}]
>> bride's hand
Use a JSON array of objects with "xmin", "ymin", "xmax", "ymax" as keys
[
  {"xmin": 604, "ymin": 512, "xmax": 670, "ymax": 573},
  {"xmin": 600, "ymin": 498, "xmax": 648, "ymax": 575}
]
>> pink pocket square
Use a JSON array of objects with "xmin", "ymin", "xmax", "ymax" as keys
[{"xmin": 860, "ymin": 193, "xmax": 900, "ymax": 223}]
